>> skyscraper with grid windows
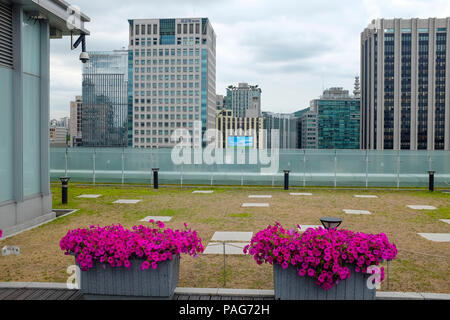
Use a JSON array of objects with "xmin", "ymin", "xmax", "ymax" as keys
[
  {"xmin": 361, "ymin": 18, "xmax": 450, "ymax": 150},
  {"xmin": 128, "ymin": 18, "xmax": 216, "ymax": 148}
]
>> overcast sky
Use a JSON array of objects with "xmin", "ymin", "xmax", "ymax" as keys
[{"xmin": 49, "ymin": 0, "xmax": 450, "ymax": 119}]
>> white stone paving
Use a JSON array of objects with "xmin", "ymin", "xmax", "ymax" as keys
[
  {"xmin": 440, "ymin": 219, "xmax": 450, "ymax": 224},
  {"xmin": 242, "ymin": 203, "xmax": 270, "ymax": 207},
  {"xmin": 297, "ymin": 225, "xmax": 322, "ymax": 232},
  {"xmin": 140, "ymin": 216, "xmax": 173, "ymax": 222},
  {"xmin": 343, "ymin": 209, "xmax": 372, "ymax": 215},
  {"xmin": 211, "ymin": 231, "xmax": 253, "ymax": 242},
  {"xmin": 290, "ymin": 193, "xmax": 312, "ymax": 196},
  {"xmin": 354, "ymin": 195, "xmax": 378, "ymax": 198},
  {"xmin": 417, "ymin": 233, "xmax": 450, "ymax": 242},
  {"xmin": 192, "ymin": 190, "xmax": 214, "ymax": 194},
  {"xmin": 203, "ymin": 242, "xmax": 248, "ymax": 255},
  {"xmin": 407, "ymin": 205, "xmax": 437, "ymax": 210},
  {"xmin": 77, "ymin": 194, "xmax": 102, "ymax": 198},
  {"xmin": 248, "ymin": 195, "xmax": 272, "ymax": 198},
  {"xmin": 113, "ymin": 199, "xmax": 141, "ymax": 204}
]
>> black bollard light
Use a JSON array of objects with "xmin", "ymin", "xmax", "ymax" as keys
[
  {"xmin": 320, "ymin": 217, "xmax": 342, "ymax": 230},
  {"xmin": 428, "ymin": 170, "xmax": 435, "ymax": 192},
  {"xmin": 283, "ymin": 170, "xmax": 290, "ymax": 190},
  {"xmin": 152, "ymin": 168, "xmax": 159, "ymax": 189},
  {"xmin": 59, "ymin": 177, "xmax": 70, "ymax": 204}
]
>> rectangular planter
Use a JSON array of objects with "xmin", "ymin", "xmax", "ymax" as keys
[
  {"xmin": 273, "ymin": 264, "xmax": 376, "ymax": 300},
  {"xmin": 77, "ymin": 255, "xmax": 180, "ymax": 300}
]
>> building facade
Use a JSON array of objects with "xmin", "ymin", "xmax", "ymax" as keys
[
  {"xmin": 262, "ymin": 112, "xmax": 298, "ymax": 149},
  {"xmin": 128, "ymin": 18, "xmax": 217, "ymax": 148},
  {"xmin": 312, "ymin": 87, "xmax": 360, "ymax": 149},
  {"xmin": 297, "ymin": 107, "xmax": 318, "ymax": 149},
  {"xmin": 215, "ymin": 108, "xmax": 263, "ymax": 148},
  {"xmin": 69, "ymin": 95, "xmax": 82, "ymax": 147},
  {"xmin": 226, "ymin": 83, "xmax": 261, "ymax": 118},
  {"xmin": 49, "ymin": 126, "xmax": 67, "ymax": 147},
  {"xmin": 293, "ymin": 108, "xmax": 309, "ymax": 149},
  {"xmin": 82, "ymin": 50, "xmax": 128, "ymax": 147},
  {"xmin": 0, "ymin": 0, "xmax": 89, "ymax": 237},
  {"xmin": 216, "ymin": 94, "xmax": 225, "ymax": 110},
  {"xmin": 361, "ymin": 18, "xmax": 450, "ymax": 150}
]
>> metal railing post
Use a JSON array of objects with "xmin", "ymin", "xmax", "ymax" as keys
[
  {"xmin": 64, "ymin": 147, "xmax": 68, "ymax": 177},
  {"xmin": 223, "ymin": 241, "xmax": 226, "ymax": 287},
  {"xmin": 93, "ymin": 149, "xmax": 96, "ymax": 186},
  {"xmin": 180, "ymin": 164, "xmax": 183, "ymax": 189},
  {"xmin": 334, "ymin": 150, "xmax": 337, "ymax": 188},
  {"xmin": 303, "ymin": 150, "xmax": 306, "ymax": 187},
  {"xmin": 365, "ymin": 150, "xmax": 369, "ymax": 188},
  {"xmin": 121, "ymin": 148, "xmax": 125, "ymax": 186},
  {"xmin": 396, "ymin": 151, "xmax": 400, "ymax": 189}
]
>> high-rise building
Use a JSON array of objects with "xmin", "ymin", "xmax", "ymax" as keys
[
  {"xmin": 49, "ymin": 126, "xmax": 68, "ymax": 147},
  {"xmin": 262, "ymin": 112, "xmax": 298, "ymax": 149},
  {"xmin": 296, "ymin": 107, "xmax": 317, "ymax": 149},
  {"xmin": 70, "ymin": 95, "xmax": 83, "ymax": 147},
  {"xmin": 216, "ymin": 94, "xmax": 225, "ymax": 110},
  {"xmin": 293, "ymin": 108, "xmax": 310, "ymax": 149},
  {"xmin": 128, "ymin": 18, "xmax": 217, "ymax": 148},
  {"xmin": 226, "ymin": 83, "xmax": 261, "ymax": 118},
  {"xmin": 312, "ymin": 88, "xmax": 360, "ymax": 149},
  {"xmin": 215, "ymin": 108, "xmax": 264, "ymax": 148},
  {"xmin": 361, "ymin": 18, "xmax": 450, "ymax": 150},
  {"xmin": 296, "ymin": 87, "xmax": 360, "ymax": 149},
  {"xmin": 82, "ymin": 50, "xmax": 129, "ymax": 147}
]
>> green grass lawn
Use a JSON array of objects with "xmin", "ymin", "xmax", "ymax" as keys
[{"xmin": 0, "ymin": 184, "xmax": 449, "ymax": 293}]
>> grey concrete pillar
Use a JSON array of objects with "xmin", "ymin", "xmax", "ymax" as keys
[
  {"xmin": 12, "ymin": 4, "xmax": 23, "ymax": 206},
  {"xmin": 40, "ymin": 20, "xmax": 50, "ymax": 196}
]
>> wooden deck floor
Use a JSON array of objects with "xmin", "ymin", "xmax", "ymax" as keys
[{"xmin": 0, "ymin": 288, "xmax": 273, "ymax": 300}]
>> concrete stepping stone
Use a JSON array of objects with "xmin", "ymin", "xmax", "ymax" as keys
[
  {"xmin": 343, "ymin": 209, "xmax": 371, "ymax": 215},
  {"xmin": 192, "ymin": 190, "xmax": 214, "ymax": 194},
  {"xmin": 354, "ymin": 195, "xmax": 378, "ymax": 198},
  {"xmin": 203, "ymin": 242, "xmax": 248, "ymax": 255},
  {"xmin": 290, "ymin": 193, "xmax": 312, "ymax": 196},
  {"xmin": 242, "ymin": 203, "xmax": 269, "ymax": 207},
  {"xmin": 418, "ymin": 233, "xmax": 450, "ymax": 242},
  {"xmin": 77, "ymin": 194, "xmax": 102, "ymax": 198},
  {"xmin": 248, "ymin": 195, "xmax": 272, "ymax": 198},
  {"xmin": 211, "ymin": 231, "xmax": 253, "ymax": 242},
  {"xmin": 407, "ymin": 205, "xmax": 437, "ymax": 210},
  {"xmin": 113, "ymin": 199, "xmax": 141, "ymax": 204},
  {"xmin": 439, "ymin": 219, "xmax": 450, "ymax": 224},
  {"xmin": 298, "ymin": 225, "xmax": 321, "ymax": 232},
  {"xmin": 140, "ymin": 216, "xmax": 172, "ymax": 222}
]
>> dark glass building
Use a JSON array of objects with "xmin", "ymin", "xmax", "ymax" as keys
[
  {"xmin": 82, "ymin": 50, "xmax": 128, "ymax": 147},
  {"xmin": 361, "ymin": 18, "xmax": 450, "ymax": 150}
]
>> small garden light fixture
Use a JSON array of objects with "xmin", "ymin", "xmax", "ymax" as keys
[
  {"xmin": 59, "ymin": 177, "xmax": 71, "ymax": 204},
  {"xmin": 320, "ymin": 217, "xmax": 342, "ymax": 230}
]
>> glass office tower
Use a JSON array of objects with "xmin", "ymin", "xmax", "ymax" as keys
[
  {"xmin": 361, "ymin": 18, "xmax": 450, "ymax": 150},
  {"xmin": 302, "ymin": 87, "xmax": 360, "ymax": 149},
  {"xmin": 82, "ymin": 50, "xmax": 128, "ymax": 147},
  {"xmin": 128, "ymin": 18, "xmax": 216, "ymax": 148}
]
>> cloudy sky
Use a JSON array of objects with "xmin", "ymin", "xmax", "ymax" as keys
[{"xmin": 49, "ymin": 0, "xmax": 450, "ymax": 119}]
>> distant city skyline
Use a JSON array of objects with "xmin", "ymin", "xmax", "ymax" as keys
[{"xmin": 49, "ymin": 0, "xmax": 450, "ymax": 119}]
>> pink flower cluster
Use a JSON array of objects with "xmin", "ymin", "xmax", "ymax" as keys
[
  {"xmin": 0, "ymin": 229, "xmax": 2, "ymax": 238},
  {"xmin": 244, "ymin": 222, "xmax": 397, "ymax": 290},
  {"xmin": 60, "ymin": 221, "xmax": 203, "ymax": 271}
]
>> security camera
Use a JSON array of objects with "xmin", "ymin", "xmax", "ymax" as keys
[
  {"xmin": 71, "ymin": 33, "xmax": 89, "ymax": 64},
  {"xmin": 79, "ymin": 51, "xmax": 89, "ymax": 63}
]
